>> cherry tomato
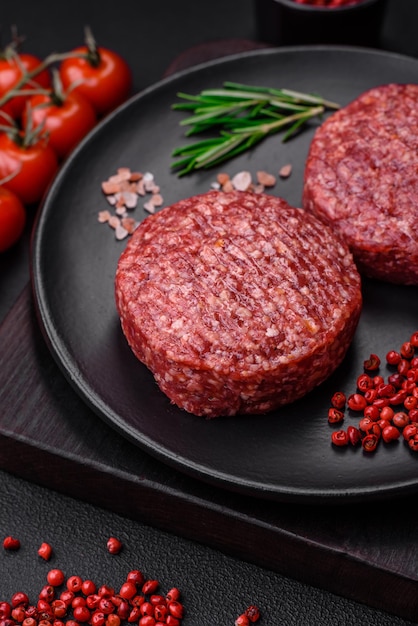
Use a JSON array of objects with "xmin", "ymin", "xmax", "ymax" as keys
[
  {"xmin": 59, "ymin": 45, "xmax": 132, "ymax": 116},
  {"xmin": 0, "ymin": 131, "xmax": 58, "ymax": 205},
  {"xmin": 0, "ymin": 186, "xmax": 26, "ymax": 252},
  {"xmin": 0, "ymin": 50, "xmax": 51, "ymax": 119},
  {"xmin": 23, "ymin": 90, "xmax": 97, "ymax": 160}
]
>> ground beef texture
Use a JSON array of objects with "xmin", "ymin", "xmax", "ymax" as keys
[
  {"xmin": 115, "ymin": 190, "xmax": 362, "ymax": 418},
  {"xmin": 303, "ymin": 83, "xmax": 418, "ymax": 285}
]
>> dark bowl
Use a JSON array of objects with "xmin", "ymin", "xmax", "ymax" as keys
[{"xmin": 254, "ymin": 0, "xmax": 388, "ymax": 47}]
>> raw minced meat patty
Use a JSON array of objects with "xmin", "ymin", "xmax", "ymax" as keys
[
  {"xmin": 303, "ymin": 83, "xmax": 418, "ymax": 285},
  {"xmin": 115, "ymin": 190, "xmax": 362, "ymax": 418}
]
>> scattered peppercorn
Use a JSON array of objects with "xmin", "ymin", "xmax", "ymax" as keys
[
  {"xmin": 347, "ymin": 425, "xmax": 361, "ymax": 446},
  {"xmin": 37, "ymin": 542, "xmax": 53, "ymax": 561},
  {"xmin": 363, "ymin": 353, "xmax": 381, "ymax": 371},
  {"xmin": 245, "ymin": 605, "xmax": 261, "ymax": 622},
  {"xmin": 331, "ymin": 430, "xmax": 349, "ymax": 447},
  {"xmin": 362, "ymin": 433, "xmax": 379, "ymax": 452},
  {"xmin": 1, "ymin": 568, "xmax": 186, "ymax": 626},
  {"xmin": 11, "ymin": 592, "xmax": 29, "ymax": 608},
  {"xmin": 234, "ymin": 605, "xmax": 261, "ymax": 625},
  {"xmin": 67, "ymin": 575, "xmax": 83, "ymax": 593},
  {"xmin": 328, "ymin": 407, "xmax": 344, "ymax": 424},
  {"xmin": 410, "ymin": 332, "xmax": 418, "ymax": 348},
  {"xmin": 47, "ymin": 569, "xmax": 66, "ymax": 587},
  {"xmin": 292, "ymin": 0, "xmax": 368, "ymax": 6},
  {"xmin": 386, "ymin": 350, "xmax": 401, "ymax": 366},
  {"xmin": 329, "ymin": 331, "xmax": 418, "ymax": 454},
  {"xmin": 3, "ymin": 536, "xmax": 21, "ymax": 551},
  {"xmin": 356, "ymin": 373, "xmax": 373, "ymax": 392},
  {"xmin": 381, "ymin": 424, "xmax": 400, "ymax": 443},
  {"xmin": 330, "ymin": 391, "xmax": 346, "ymax": 409},
  {"xmin": 106, "ymin": 536, "xmax": 123, "ymax": 555}
]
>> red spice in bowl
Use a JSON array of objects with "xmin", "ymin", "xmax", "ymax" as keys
[
  {"xmin": 292, "ymin": 0, "xmax": 367, "ymax": 6},
  {"xmin": 254, "ymin": 0, "xmax": 388, "ymax": 46}
]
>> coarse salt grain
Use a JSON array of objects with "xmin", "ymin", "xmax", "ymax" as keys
[
  {"xmin": 279, "ymin": 164, "xmax": 292, "ymax": 178},
  {"xmin": 210, "ymin": 166, "xmax": 291, "ymax": 194},
  {"xmin": 257, "ymin": 170, "xmax": 276, "ymax": 187},
  {"xmin": 115, "ymin": 224, "xmax": 129, "ymax": 240},
  {"xmin": 144, "ymin": 200, "xmax": 156, "ymax": 214},
  {"xmin": 99, "ymin": 167, "xmax": 163, "ymax": 240},
  {"xmin": 121, "ymin": 217, "xmax": 138, "ymax": 234},
  {"xmin": 100, "ymin": 164, "xmax": 292, "ymax": 241},
  {"xmin": 98, "ymin": 210, "xmax": 111, "ymax": 223},
  {"xmin": 108, "ymin": 215, "xmax": 120, "ymax": 229},
  {"xmin": 231, "ymin": 170, "xmax": 252, "ymax": 191},
  {"xmin": 151, "ymin": 193, "xmax": 163, "ymax": 207},
  {"xmin": 217, "ymin": 172, "xmax": 230, "ymax": 186}
]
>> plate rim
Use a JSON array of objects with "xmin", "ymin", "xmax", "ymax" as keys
[{"xmin": 31, "ymin": 44, "xmax": 418, "ymax": 505}]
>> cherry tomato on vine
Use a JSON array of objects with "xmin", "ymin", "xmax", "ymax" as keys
[
  {"xmin": 0, "ymin": 186, "xmax": 26, "ymax": 252},
  {"xmin": 0, "ymin": 47, "xmax": 51, "ymax": 120},
  {"xmin": 23, "ymin": 89, "xmax": 97, "ymax": 160},
  {"xmin": 0, "ymin": 131, "xmax": 58, "ymax": 205},
  {"xmin": 59, "ymin": 31, "xmax": 132, "ymax": 116}
]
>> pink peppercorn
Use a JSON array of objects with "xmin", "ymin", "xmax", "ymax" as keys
[
  {"xmin": 106, "ymin": 537, "xmax": 123, "ymax": 555},
  {"xmin": 3, "ymin": 536, "xmax": 20, "ymax": 551}
]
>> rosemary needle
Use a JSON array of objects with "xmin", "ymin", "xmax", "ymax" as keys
[{"xmin": 171, "ymin": 81, "xmax": 339, "ymax": 176}]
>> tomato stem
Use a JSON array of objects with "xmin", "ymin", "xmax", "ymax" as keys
[
  {"xmin": 0, "ymin": 50, "xmax": 85, "ymax": 108},
  {"xmin": 0, "ymin": 25, "xmax": 25, "ymax": 61},
  {"xmin": 0, "ymin": 105, "xmax": 49, "ymax": 149},
  {"xmin": 83, "ymin": 25, "xmax": 101, "ymax": 67}
]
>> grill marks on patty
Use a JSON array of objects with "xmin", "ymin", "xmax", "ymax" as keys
[
  {"xmin": 303, "ymin": 83, "xmax": 418, "ymax": 285},
  {"xmin": 115, "ymin": 190, "xmax": 362, "ymax": 417}
]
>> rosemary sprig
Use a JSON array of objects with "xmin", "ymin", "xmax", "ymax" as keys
[{"xmin": 171, "ymin": 81, "xmax": 339, "ymax": 176}]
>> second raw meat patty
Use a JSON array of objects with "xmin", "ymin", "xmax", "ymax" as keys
[{"xmin": 303, "ymin": 83, "xmax": 418, "ymax": 285}]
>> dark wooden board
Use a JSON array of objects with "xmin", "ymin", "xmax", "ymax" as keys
[{"xmin": 1, "ymin": 284, "xmax": 417, "ymax": 623}]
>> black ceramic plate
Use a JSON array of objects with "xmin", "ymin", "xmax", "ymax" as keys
[{"xmin": 31, "ymin": 46, "xmax": 418, "ymax": 504}]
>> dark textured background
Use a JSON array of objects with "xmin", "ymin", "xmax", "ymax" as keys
[
  {"xmin": 1, "ymin": 469, "xmax": 416, "ymax": 626},
  {"xmin": 1, "ymin": 1, "xmax": 418, "ymax": 624}
]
